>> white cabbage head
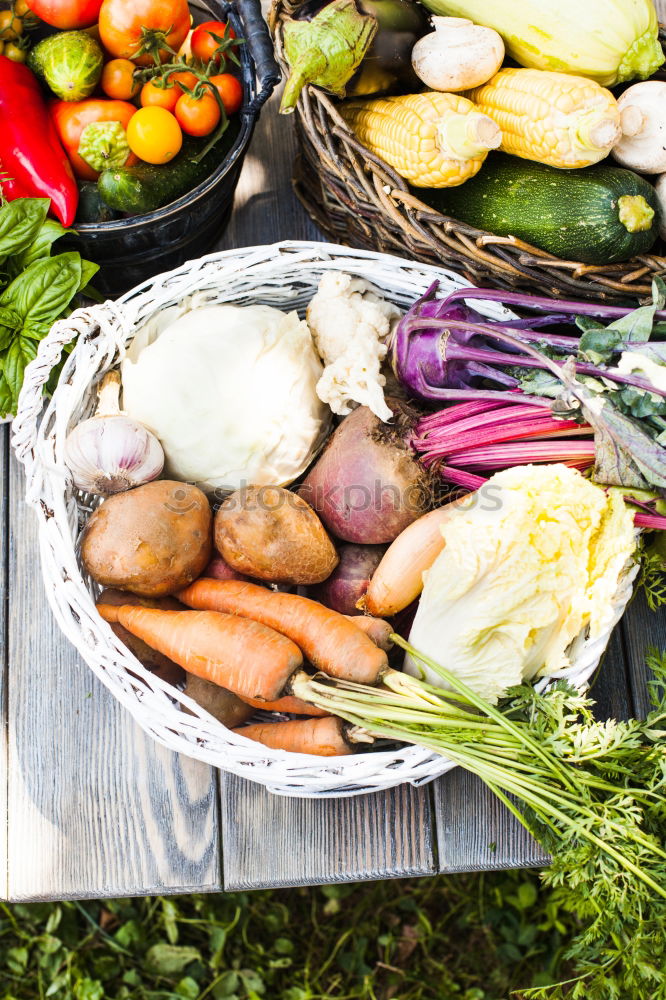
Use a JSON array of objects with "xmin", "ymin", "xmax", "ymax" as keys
[{"xmin": 121, "ymin": 303, "xmax": 330, "ymax": 493}]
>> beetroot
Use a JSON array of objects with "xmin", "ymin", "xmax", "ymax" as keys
[
  {"xmin": 298, "ymin": 403, "xmax": 432, "ymax": 544},
  {"xmin": 203, "ymin": 555, "xmax": 250, "ymax": 583},
  {"xmin": 311, "ymin": 543, "xmax": 385, "ymax": 615}
]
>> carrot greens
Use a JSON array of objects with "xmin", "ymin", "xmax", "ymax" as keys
[{"xmin": 293, "ymin": 643, "xmax": 666, "ymax": 999}]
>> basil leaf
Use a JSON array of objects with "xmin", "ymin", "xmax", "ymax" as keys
[
  {"xmin": 77, "ymin": 258, "xmax": 100, "ymax": 294},
  {"xmin": 2, "ymin": 335, "xmax": 37, "ymax": 416},
  {"xmin": 1, "ymin": 252, "xmax": 82, "ymax": 328},
  {"xmin": 0, "ymin": 326, "xmax": 14, "ymax": 353},
  {"xmin": 21, "ymin": 321, "xmax": 50, "ymax": 343},
  {"xmin": 0, "ymin": 370, "xmax": 12, "ymax": 420},
  {"xmin": 0, "ymin": 199, "xmax": 50, "ymax": 259},
  {"xmin": 8, "ymin": 218, "xmax": 72, "ymax": 277}
]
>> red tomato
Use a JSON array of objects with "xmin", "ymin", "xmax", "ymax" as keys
[
  {"xmin": 25, "ymin": 0, "xmax": 102, "ymax": 28},
  {"xmin": 208, "ymin": 73, "xmax": 242, "ymax": 115},
  {"xmin": 98, "ymin": 0, "xmax": 190, "ymax": 66},
  {"xmin": 190, "ymin": 19, "xmax": 235, "ymax": 65},
  {"xmin": 50, "ymin": 98, "xmax": 137, "ymax": 180},
  {"xmin": 174, "ymin": 91, "xmax": 220, "ymax": 137}
]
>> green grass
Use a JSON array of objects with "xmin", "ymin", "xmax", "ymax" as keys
[{"xmin": 0, "ymin": 872, "xmax": 577, "ymax": 1000}]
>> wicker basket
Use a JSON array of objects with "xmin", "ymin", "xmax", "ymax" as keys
[
  {"xmin": 270, "ymin": 2, "xmax": 666, "ymax": 304},
  {"xmin": 12, "ymin": 242, "xmax": 638, "ymax": 797}
]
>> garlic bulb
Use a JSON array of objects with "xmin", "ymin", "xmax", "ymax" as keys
[
  {"xmin": 65, "ymin": 370, "xmax": 164, "ymax": 495},
  {"xmin": 411, "ymin": 17, "xmax": 505, "ymax": 93}
]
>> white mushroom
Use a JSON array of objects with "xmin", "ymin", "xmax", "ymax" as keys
[
  {"xmin": 411, "ymin": 16, "xmax": 505, "ymax": 93},
  {"xmin": 613, "ymin": 81, "xmax": 666, "ymax": 175}
]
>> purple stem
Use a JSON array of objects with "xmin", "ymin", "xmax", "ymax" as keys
[
  {"xmin": 439, "ymin": 287, "xmax": 666, "ymax": 323},
  {"xmin": 408, "ymin": 318, "xmax": 666, "ymax": 398}
]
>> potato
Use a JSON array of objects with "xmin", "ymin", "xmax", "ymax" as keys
[
  {"xmin": 99, "ymin": 588, "xmax": 185, "ymax": 687},
  {"xmin": 82, "ymin": 480, "xmax": 212, "ymax": 597},
  {"xmin": 182, "ymin": 674, "xmax": 254, "ymax": 728},
  {"xmin": 214, "ymin": 485, "xmax": 339, "ymax": 585}
]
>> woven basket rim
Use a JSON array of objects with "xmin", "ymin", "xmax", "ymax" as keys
[
  {"xmin": 271, "ymin": 5, "xmax": 666, "ymax": 303},
  {"xmin": 11, "ymin": 240, "xmax": 637, "ymax": 796}
]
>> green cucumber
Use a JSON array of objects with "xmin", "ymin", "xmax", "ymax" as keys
[
  {"xmin": 28, "ymin": 31, "xmax": 103, "ymax": 101},
  {"xmin": 417, "ymin": 154, "xmax": 661, "ymax": 264},
  {"xmin": 97, "ymin": 123, "xmax": 241, "ymax": 217}
]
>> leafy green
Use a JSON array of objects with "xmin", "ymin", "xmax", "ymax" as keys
[
  {"xmin": 7, "ymin": 218, "xmax": 72, "ymax": 277},
  {"xmin": 0, "ymin": 873, "xmax": 575, "ymax": 1000},
  {"xmin": 298, "ymin": 641, "xmax": 666, "ymax": 1000},
  {"xmin": 0, "ymin": 199, "xmax": 98, "ymax": 419},
  {"xmin": 0, "ymin": 199, "xmax": 50, "ymax": 260}
]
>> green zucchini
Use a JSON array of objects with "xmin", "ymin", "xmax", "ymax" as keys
[
  {"xmin": 417, "ymin": 154, "xmax": 661, "ymax": 264},
  {"xmin": 97, "ymin": 122, "xmax": 241, "ymax": 216}
]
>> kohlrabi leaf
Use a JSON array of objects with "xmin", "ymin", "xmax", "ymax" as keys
[{"xmin": 578, "ymin": 327, "xmax": 623, "ymax": 364}]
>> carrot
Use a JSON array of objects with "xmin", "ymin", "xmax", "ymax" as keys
[
  {"xmin": 96, "ymin": 604, "xmax": 302, "ymax": 702},
  {"xmin": 343, "ymin": 614, "xmax": 394, "ymax": 651},
  {"xmin": 177, "ymin": 580, "xmax": 388, "ymax": 685},
  {"xmin": 233, "ymin": 716, "xmax": 355, "ymax": 756},
  {"xmin": 240, "ymin": 695, "xmax": 329, "ymax": 717}
]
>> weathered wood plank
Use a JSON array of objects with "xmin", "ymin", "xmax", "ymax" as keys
[
  {"xmin": 220, "ymin": 100, "xmax": 321, "ymax": 250},
  {"xmin": 221, "ymin": 778, "xmax": 435, "ymax": 890},
  {"xmin": 6, "ymin": 452, "xmax": 222, "ymax": 901},
  {"xmin": 589, "ymin": 623, "xmax": 634, "ymax": 723},
  {"xmin": 620, "ymin": 598, "xmax": 666, "ymax": 719},
  {"xmin": 433, "ymin": 624, "xmax": 631, "ymax": 873},
  {"xmin": 0, "ymin": 425, "xmax": 9, "ymax": 899}
]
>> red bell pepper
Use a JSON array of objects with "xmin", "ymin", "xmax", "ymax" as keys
[{"xmin": 0, "ymin": 55, "xmax": 79, "ymax": 226}]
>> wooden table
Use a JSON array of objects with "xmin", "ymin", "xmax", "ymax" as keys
[{"xmin": 2, "ymin": 63, "xmax": 666, "ymax": 903}]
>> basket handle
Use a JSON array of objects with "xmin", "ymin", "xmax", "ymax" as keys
[
  {"xmin": 236, "ymin": 0, "xmax": 281, "ymax": 113},
  {"xmin": 11, "ymin": 304, "xmax": 124, "ymax": 474}
]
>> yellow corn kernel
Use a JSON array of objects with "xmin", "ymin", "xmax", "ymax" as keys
[
  {"xmin": 339, "ymin": 92, "xmax": 501, "ymax": 188},
  {"xmin": 470, "ymin": 68, "xmax": 621, "ymax": 169}
]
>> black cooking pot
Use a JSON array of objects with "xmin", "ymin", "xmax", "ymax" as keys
[{"xmin": 64, "ymin": 0, "xmax": 280, "ymax": 296}]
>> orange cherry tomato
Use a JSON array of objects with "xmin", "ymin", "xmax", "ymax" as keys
[
  {"xmin": 126, "ymin": 105, "xmax": 182, "ymax": 163},
  {"xmin": 101, "ymin": 58, "xmax": 140, "ymax": 99},
  {"xmin": 190, "ymin": 19, "xmax": 235, "ymax": 65},
  {"xmin": 169, "ymin": 69, "xmax": 197, "ymax": 91},
  {"xmin": 98, "ymin": 0, "xmax": 190, "ymax": 66},
  {"xmin": 49, "ymin": 98, "xmax": 137, "ymax": 180},
  {"xmin": 174, "ymin": 91, "xmax": 220, "ymax": 137},
  {"xmin": 140, "ymin": 79, "xmax": 180, "ymax": 111},
  {"xmin": 208, "ymin": 73, "xmax": 242, "ymax": 115}
]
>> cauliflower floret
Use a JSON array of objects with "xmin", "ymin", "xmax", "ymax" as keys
[{"xmin": 306, "ymin": 271, "xmax": 401, "ymax": 421}]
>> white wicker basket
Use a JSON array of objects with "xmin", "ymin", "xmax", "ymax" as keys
[{"xmin": 11, "ymin": 241, "xmax": 638, "ymax": 797}]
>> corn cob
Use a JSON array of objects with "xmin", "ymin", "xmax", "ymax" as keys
[
  {"xmin": 470, "ymin": 68, "xmax": 621, "ymax": 169},
  {"xmin": 339, "ymin": 92, "xmax": 501, "ymax": 188}
]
